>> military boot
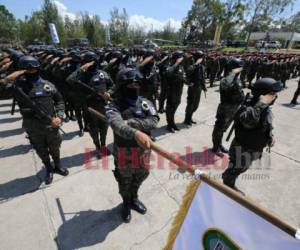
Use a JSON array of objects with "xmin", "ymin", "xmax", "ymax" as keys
[
  {"xmin": 167, "ymin": 125, "xmax": 175, "ymax": 133},
  {"xmin": 220, "ymin": 145, "xmax": 229, "ymax": 153},
  {"xmin": 183, "ymin": 116, "xmax": 192, "ymax": 126},
  {"xmin": 173, "ymin": 124, "xmax": 180, "ymax": 131},
  {"xmin": 131, "ymin": 198, "xmax": 147, "ymax": 215},
  {"xmin": 121, "ymin": 200, "xmax": 132, "ymax": 223},
  {"xmin": 53, "ymin": 158, "xmax": 69, "ymax": 176},
  {"xmin": 222, "ymin": 173, "xmax": 245, "ymax": 196},
  {"xmin": 291, "ymin": 100, "xmax": 299, "ymax": 105},
  {"xmin": 190, "ymin": 118, "xmax": 197, "ymax": 124},
  {"xmin": 44, "ymin": 160, "xmax": 53, "ymax": 185}
]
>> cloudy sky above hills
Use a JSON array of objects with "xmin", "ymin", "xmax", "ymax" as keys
[{"xmin": 2, "ymin": 0, "xmax": 194, "ymax": 31}]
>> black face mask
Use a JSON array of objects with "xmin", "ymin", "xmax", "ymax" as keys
[
  {"xmin": 25, "ymin": 71, "xmax": 40, "ymax": 82},
  {"xmin": 122, "ymin": 85, "xmax": 140, "ymax": 105}
]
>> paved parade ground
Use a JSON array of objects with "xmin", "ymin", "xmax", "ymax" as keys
[{"xmin": 0, "ymin": 79, "xmax": 300, "ymax": 250}]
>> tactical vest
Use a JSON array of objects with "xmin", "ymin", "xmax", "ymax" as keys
[
  {"xmin": 16, "ymin": 77, "xmax": 56, "ymax": 122},
  {"xmin": 114, "ymin": 98, "xmax": 157, "ymax": 148},
  {"xmin": 234, "ymin": 100, "xmax": 272, "ymax": 151},
  {"xmin": 220, "ymin": 75, "xmax": 244, "ymax": 104}
]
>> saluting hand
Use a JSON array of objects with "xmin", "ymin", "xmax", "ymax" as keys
[
  {"xmin": 51, "ymin": 117, "xmax": 62, "ymax": 128},
  {"xmin": 80, "ymin": 61, "xmax": 95, "ymax": 71},
  {"xmin": 2, "ymin": 70, "xmax": 26, "ymax": 83},
  {"xmin": 175, "ymin": 57, "xmax": 184, "ymax": 65}
]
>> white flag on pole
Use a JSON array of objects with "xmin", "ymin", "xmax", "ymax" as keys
[
  {"xmin": 49, "ymin": 23, "xmax": 60, "ymax": 44},
  {"xmin": 166, "ymin": 179, "xmax": 300, "ymax": 250}
]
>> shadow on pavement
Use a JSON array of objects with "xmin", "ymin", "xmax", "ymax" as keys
[
  {"xmin": 280, "ymin": 103, "xmax": 300, "ymax": 110},
  {"xmin": 62, "ymin": 131, "xmax": 80, "ymax": 141},
  {"xmin": 178, "ymin": 148, "xmax": 225, "ymax": 174},
  {"xmin": 61, "ymin": 152, "xmax": 87, "ymax": 169},
  {"xmin": 0, "ymin": 117, "xmax": 22, "ymax": 124},
  {"xmin": 0, "ymin": 103, "xmax": 12, "ymax": 108},
  {"xmin": 0, "ymin": 109, "xmax": 19, "ymax": 115},
  {"xmin": 56, "ymin": 204, "xmax": 123, "ymax": 250},
  {"xmin": 0, "ymin": 127, "xmax": 24, "ymax": 138},
  {"xmin": 0, "ymin": 170, "xmax": 43, "ymax": 202},
  {"xmin": 0, "ymin": 144, "xmax": 31, "ymax": 159},
  {"xmin": 152, "ymin": 123, "xmax": 187, "ymax": 138}
]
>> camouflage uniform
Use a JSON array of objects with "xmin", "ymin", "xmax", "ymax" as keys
[
  {"xmin": 0, "ymin": 75, "xmax": 65, "ymax": 174},
  {"xmin": 184, "ymin": 60, "xmax": 207, "ymax": 124},
  {"xmin": 212, "ymin": 73, "xmax": 244, "ymax": 152},
  {"xmin": 165, "ymin": 61, "xmax": 187, "ymax": 130},
  {"xmin": 86, "ymin": 70, "xmax": 113, "ymax": 150},
  {"xmin": 66, "ymin": 68, "xmax": 91, "ymax": 134},
  {"xmin": 156, "ymin": 57, "xmax": 169, "ymax": 112},
  {"xmin": 105, "ymin": 98, "xmax": 159, "ymax": 203},
  {"xmin": 222, "ymin": 98, "xmax": 273, "ymax": 188}
]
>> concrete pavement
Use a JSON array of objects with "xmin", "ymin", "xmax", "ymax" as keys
[{"xmin": 0, "ymin": 78, "xmax": 299, "ymax": 249}]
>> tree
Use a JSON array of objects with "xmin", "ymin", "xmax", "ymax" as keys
[
  {"xmin": 245, "ymin": 0, "xmax": 295, "ymax": 44},
  {"xmin": 161, "ymin": 21, "xmax": 178, "ymax": 41},
  {"xmin": 109, "ymin": 7, "xmax": 129, "ymax": 45},
  {"xmin": 19, "ymin": 11, "xmax": 47, "ymax": 44},
  {"xmin": 0, "ymin": 5, "xmax": 18, "ymax": 42},
  {"xmin": 41, "ymin": 0, "xmax": 65, "ymax": 44},
  {"xmin": 182, "ymin": 0, "xmax": 240, "ymax": 44},
  {"xmin": 222, "ymin": 0, "xmax": 246, "ymax": 40},
  {"xmin": 80, "ymin": 12, "xmax": 105, "ymax": 46}
]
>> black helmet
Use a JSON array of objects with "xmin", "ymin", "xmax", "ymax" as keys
[
  {"xmin": 193, "ymin": 50, "xmax": 204, "ymax": 60},
  {"xmin": 118, "ymin": 68, "xmax": 143, "ymax": 85},
  {"xmin": 83, "ymin": 51, "xmax": 97, "ymax": 62},
  {"xmin": 54, "ymin": 49, "xmax": 65, "ymax": 57},
  {"xmin": 251, "ymin": 78, "xmax": 283, "ymax": 97},
  {"xmin": 19, "ymin": 56, "xmax": 40, "ymax": 70},
  {"xmin": 117, "ymin": 68, "xmax": 143, "ymax": 102},
  {"xmin": 138, "ymin": 48, "xmax": 147, "ymax": 57},
  {"xmin": 172, "ymin": 50, "xmax": 184, "ymax": 60},
  {"xmin": 228, "ymin": 57, "xmax": 244, "ymax": 70},
  {"xmin": 111, "ymin": 50, "xmax": 123, "ymax": 60},
  {"xmin": 160, "ymin": 50, "xmax": 169, "ymax": 58},
  {"xmin": 10, "ymin": 50, "xmax": 24, "ymax": 63},
  {"xmin": 69, "ymin": 50, "xmax": 81, "ymax": 60},
  {"xmin": 144, "ymin": 49, "xmax": 156, "ymax": 58}
]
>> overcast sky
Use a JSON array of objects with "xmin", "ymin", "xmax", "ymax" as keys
[{"xmin": 2, "ymin": 0, "xmax": 300, "ymax": 32}]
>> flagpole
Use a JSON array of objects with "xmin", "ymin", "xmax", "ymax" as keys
[{"xmin": 88, "ymin": 107, "xmax": 298, "ymax": 239}]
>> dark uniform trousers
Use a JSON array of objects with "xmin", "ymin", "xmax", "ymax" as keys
[
  {"xmin": 291, "ymin": 80, "xmax": 300, "ymax": 103},
  {"xmin": 212, "ymin": 104, "xmax": 239, "ymax": 150},
  {"xmin": 88, "ymin": 114, "xmax": 108, "ymax": 148},
  {"xmin": 166, "ymin": 85, "xmax": 183, "ymax": 127},
  {"xmin": 185, "ymin": 85, "xmax": 202, "ymax": 121},
  {"xmin": 222, "ymin": 140, "xmax": 262, "ymax": 187},
  {"xmin": 113, "ymin": 146, "xmax": 150, "ymax": 202},
  {"xmin": 23, "ymin": 119, "xmax": 62, "ymax": 165}
]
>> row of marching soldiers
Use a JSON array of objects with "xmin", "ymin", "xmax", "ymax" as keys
[{"xmin": 0, "ymin": 47, "xmax": 299, "ymax": 223}]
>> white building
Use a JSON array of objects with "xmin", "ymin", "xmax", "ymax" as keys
[{"xmin": 249, "ymin": 32, "xmax": 300, "ymax": 48}]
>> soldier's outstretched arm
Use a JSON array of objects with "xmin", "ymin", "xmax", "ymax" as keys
[
  {"xmin": 0, "ymin": 70, "xmax": 26, "ymax": 99},
  {"xmin": 105, "ymin": 104, "xmax": 137, "ymax": 140}
]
